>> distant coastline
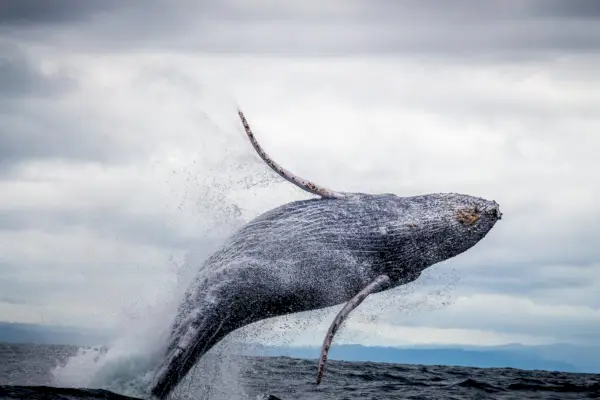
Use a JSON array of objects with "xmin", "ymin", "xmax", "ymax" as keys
[{"xmin": 1, "ymin": 321, "xmax": 598, "ymax": 374}]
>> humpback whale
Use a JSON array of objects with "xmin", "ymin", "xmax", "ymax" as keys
[{"xmin": 149, "ymin": 110, "xmax": 502, "ymax": 398}]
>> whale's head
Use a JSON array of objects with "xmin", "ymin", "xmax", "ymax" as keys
[
  {"xmin": 237, "ymin": 109, "xmax": 502, "ymax": 281},
  {"xmin": 312, "ymin": 193, "xmax": 501, "ymax": 385},
  {"xmin": 377, "ymin": 192, "xmax": 501, "ymax": 280}
]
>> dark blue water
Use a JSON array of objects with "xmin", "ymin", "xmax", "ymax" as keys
[{"xmin": 1, "ymin": 343, "xmax": 598, "ymax": 399}]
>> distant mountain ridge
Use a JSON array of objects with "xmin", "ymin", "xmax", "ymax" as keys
[{"xmin": 1, "ymin": 322, "xmax": 598, "ymax": 374}]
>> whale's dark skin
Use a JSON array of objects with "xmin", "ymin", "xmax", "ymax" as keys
[
  {"xmin": 150, "ymin": 190, "xmax": 501, "ymax": 398},
  {"xmin": 149, "ymin": 110, "xmax": 502, "ymax": 398}
]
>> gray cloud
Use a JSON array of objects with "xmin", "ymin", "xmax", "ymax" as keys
[
  {"xmin": 0, "ymin": 43, "xmax": 73, "ymax": 97},
  {"xmin": 531, "ymin": 0, "xmax": 600, "ymax": 18},
  {"xmin": 4, "ymin": 0, "xmax": 600, "ymax": 25},
  {"xmin": 0, "ymin": 108, "xmax": 118, "ymax": 168},
  {"xmin": 1, "ymin": 1, "xmax": 599, "ymax": 56},
  {"xmin": 0, "ymin": 43, "xmax": 113, "ymax": 167},
  {"xmin": 0, "ymin": 209, "xmax": 194, "ymax": 250},
  {"xmin": 0, "ymin": 277, "xmax": 72, "ymax": 306},
  {"xmin": 0, "ymin": 0, "xmax": 122, "ymax": 25}
]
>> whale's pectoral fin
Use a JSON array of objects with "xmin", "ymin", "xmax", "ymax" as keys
[
  {"xmin": 237, "ymin": 109, "xmax": 347, "ymax": 200},
  {"xmin": 316, "ymin": 274, "xmax": 392, "ymax": 385}
]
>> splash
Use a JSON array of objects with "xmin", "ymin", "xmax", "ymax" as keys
[
  {"xmin": 50, "ymin": 238, "xmax": 222, "ymax": 397},
  {"xmin": 50, "ymin": 89, "xmax": 284, "ymax": 398}
]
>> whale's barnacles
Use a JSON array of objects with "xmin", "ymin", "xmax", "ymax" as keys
[
  {"xmin": 316, "ymin": 274, "xmax": 392, "ymax": 385},
  {"xmin": 238, "ymin": 110, "xmax": 347, "ymax": 199}
]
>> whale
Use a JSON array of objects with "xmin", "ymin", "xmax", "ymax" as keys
[{"xmin": 149, "ymin": 110, "xmax": 502, "ymax": 398}]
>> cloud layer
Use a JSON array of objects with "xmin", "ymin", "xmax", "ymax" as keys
[
  {"xmin": 3, "ymin": 1, "xmax": 600, "ymax": 55},
  {"xmin": 0, "ymin": 1, "xmax": 599, "ymax": 349}
]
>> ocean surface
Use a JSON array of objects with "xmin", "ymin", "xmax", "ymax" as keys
[{"xmin": 1, "ymin": 343, "xmax": 598, "ymax": 400}]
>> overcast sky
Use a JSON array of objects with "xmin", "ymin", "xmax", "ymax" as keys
[{"xmin": 1, "ymin": 1, "xmax": 599, "ymax": 350}]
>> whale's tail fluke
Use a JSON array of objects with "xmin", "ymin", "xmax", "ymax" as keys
[{"xmin": 237, "ymin": 109, "xmax": 347, "ymax": 200}]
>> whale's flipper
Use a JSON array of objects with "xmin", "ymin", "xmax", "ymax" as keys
[
  {"xmin": 316, "ymin": 274, "xmax": 391, "ymax": 385},
  {"xmin": 237, "ymin": 109, "xmax": 347, "ymax": 200}
]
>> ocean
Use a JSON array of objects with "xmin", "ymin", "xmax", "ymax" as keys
[{"xmin": 1, "ymin": 343, "xmax": 599, "ymax": 399}]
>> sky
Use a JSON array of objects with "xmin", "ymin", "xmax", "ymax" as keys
[{"xmin": 0, "ymin": 0, "xmax": 599, "ymax": 349}]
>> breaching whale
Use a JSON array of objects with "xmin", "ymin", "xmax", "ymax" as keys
[{"xmin": 149, "ymin": 110, "xmax": 502, "ymax": 398}]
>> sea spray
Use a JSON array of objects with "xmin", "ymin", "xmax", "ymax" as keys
[{"xmin": 50, "ymin": 91, "xmax": 285, "ymax": 398}]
